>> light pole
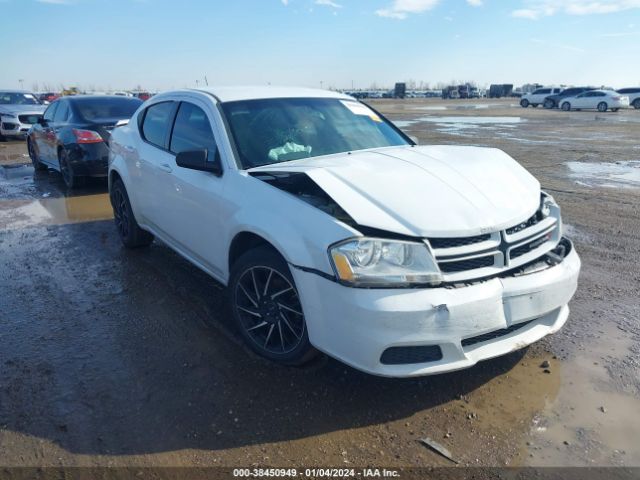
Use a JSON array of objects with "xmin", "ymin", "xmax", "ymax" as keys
[
  {"xmin": 320, "ymin": 80, "xmax": 324, "ymax": 90},
  {"xmin": 19, "ymin": 79, "xmax": 24, "ymax": 90}
]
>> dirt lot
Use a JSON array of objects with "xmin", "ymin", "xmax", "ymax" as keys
[{"xmin": 0, "ymin": 98, "xmax": 639, "ymax": 470}]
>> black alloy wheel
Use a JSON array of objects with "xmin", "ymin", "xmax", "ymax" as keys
[{"xmin": 230, "ymin": 247, "xmax": 317, "ymax": 365}]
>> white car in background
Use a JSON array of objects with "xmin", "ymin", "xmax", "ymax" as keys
[
  {"xmin": 560, "ymin": 90, "xmax": 630, "ymax": 112},
  {"xmin": 0, "ymin": 90, "xmax": 46, "ymax": 140},
  {"xmin": 108, "ymin": 86, "xmax": 580, "ymax": 377},
  {"xmin": 617, "ymin": 88, "xmax": 640, "ymax": 109},
  {"xmin": 520, "ymin": 87, "xmax": 562, "ymax": 108}
]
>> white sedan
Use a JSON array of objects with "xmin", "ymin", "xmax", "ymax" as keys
[
  {"xmin": 560, "ymin": 90, "xmax": 630, "ymax": 112},
  {"xmin": 108, "ymin": 87, "xmax": 580, "ymax": 377}
]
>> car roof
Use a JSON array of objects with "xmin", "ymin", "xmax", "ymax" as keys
[
  {"xmin": 0, "ymin": 89, "xmax": 34, "ymax": 94},
  {"xmin": 191, "ymin": 86, "xmax": 353, "ymax": 103}
]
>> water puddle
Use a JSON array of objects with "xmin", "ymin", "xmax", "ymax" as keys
[
  {"xmin": 526, "ymin": 323, "xmax": 640, "ymax": 466},
  {"xmin": 0, "ymin": 194, "xmax": 113, "ymax": 229},
  {"xmin": 394, "ymin": 116, "xmax": 523, "ymax": 133},
  {"xmin": 566, "ymin": 161, "xmax": 640, "ymax": 189}
]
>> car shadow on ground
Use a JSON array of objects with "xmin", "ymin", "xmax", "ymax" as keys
[{"xmin": 0, "ymin": 173, "xmax": 527, "ymax": 457}]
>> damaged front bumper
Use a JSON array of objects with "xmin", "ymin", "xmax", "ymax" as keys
[{"xmin": 293, "ymin": 238, "xmax": 580, "ymax": 377}]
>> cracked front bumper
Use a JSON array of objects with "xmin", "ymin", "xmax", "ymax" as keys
[{"xmin": 294, "ymin": 240, "xmax": 580, "ymax": 377}]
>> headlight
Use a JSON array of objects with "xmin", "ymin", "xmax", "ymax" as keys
[
  {"xmin": 329, "ymin": 237, "xmax": 443, "ymax": 287},
  {"xmin": 540, "ymin": 192, "xmax": 557, "ymax": 218}
]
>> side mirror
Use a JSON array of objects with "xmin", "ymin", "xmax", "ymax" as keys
[
  {"xmin": 175, "ymin": 149, "xmax": 222, "ymax": 175},
  {"xmin": 37, "ymin": 117, "xmax": 47, "ymax": 125}
]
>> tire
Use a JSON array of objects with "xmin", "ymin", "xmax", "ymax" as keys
[
  {"xmin": 229, "ymin": 246, "xmax": 318, "ymax": 366},
  {"xmin": 633, "ymin": 99, "xmax": 640, "ymax": 109},
  {"xmin": 110, "ymin": 179, "xmax": 154, "ymax": 248},
  {"xmin": 59, "ymin": 149, "xmax": 85, "ymax": 189},
  {"xmin": 520, "ymin": 99, "xmax": 530, "ymax": 108},
  {"xmin": 597, "ymin": 102, "xmax": 608, "ymax": 112},
  {"xmin": 27, "ymin": 138, "xmax": 47, "ymax": 171},
  {"xmin": 561, "ymin": 102, "xmax": 571, "ymax": 112},
  {"xmin": 544, "ymin": 99, "xmax": 555, "ymax": 109}
]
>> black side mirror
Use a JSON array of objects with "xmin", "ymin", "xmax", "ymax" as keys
[{"xmin": 175, "ymin": 149, "xmax": 222, "ymax": 175}]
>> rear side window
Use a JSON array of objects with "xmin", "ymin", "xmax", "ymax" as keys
[
  {"xmin": 141, "ymin": 102, "xmax": 174, "ymax": 148},
  {"xmin": 43, "ymin": 102, "xmax": 58, "ymax": 121},
  {"xmin": 170, "ymin": 102, "xmax": 218, "ymax": 162},
  {"xmin": 539, "ymin": 89, "xmax": 551, "ymax": 94},
  {"xmin": 54, "ymin": 102, "xmax": 69, "ymax": 122}
]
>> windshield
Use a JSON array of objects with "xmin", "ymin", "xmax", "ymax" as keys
[
  {"xmin": 0, "ymin": 92, "xmax": 40, "ymax": 105},
  {"xmin": 221, "ymin": 97, "xmax": 410, "ymax": 169},
  {"xmin": 74, "ymin": 97, "xmax": 142, "ymax": 122}
]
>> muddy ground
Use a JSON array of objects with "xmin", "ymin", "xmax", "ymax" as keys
[{"xmin": 0, "ymin": 98, "xmax": 638, "ymax": 470}]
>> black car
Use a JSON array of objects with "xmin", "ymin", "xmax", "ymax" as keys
[
  {"xmin": 27, "ymin": 96, "xmax": 142, "ymax": 188},
  {"xmin": 543, "ymin": 87, "xmax": 595, "ymax": 109}
]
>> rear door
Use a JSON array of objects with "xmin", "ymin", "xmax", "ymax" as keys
[
  {"xmin": 160, "ymin": 99, "xmax": 227, "ymax": 276},
  {"xmin": 50, "ymin": 100, "xmax": 71, "ymax": 168}
]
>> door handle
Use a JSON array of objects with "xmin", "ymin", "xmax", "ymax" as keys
[{"xmin": 159, "ymin": 163, "xmax": 173, "ymax": 173}]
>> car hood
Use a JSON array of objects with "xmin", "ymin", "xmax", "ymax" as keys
[
  {"xmin": 0, "ymin": 105, "xmax": 46, "ymax": 116},
  {"xmin": 249, "ymin": 145, "xmax": 541, "ymax": 237}
]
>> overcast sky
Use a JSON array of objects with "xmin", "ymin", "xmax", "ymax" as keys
[{"xmin": 1, "ymin": 0, "xmax": 639, "ymax": 91}]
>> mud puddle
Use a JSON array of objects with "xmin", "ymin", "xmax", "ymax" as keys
[
  {"xmin": 0, "ymin": 194, "xmax": 113, "ymax": 229},
  {"xmin": 566, "ymin": 161, "xmax": 640, "ymax": 189},
  {"xmin": 526, "ymin": 322, "xmax": 640, "ymax": 466}
]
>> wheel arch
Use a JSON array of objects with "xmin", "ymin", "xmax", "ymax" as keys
[{"xmin": 228, "ymin": 231, "xmax": 286, "ymax": 274}]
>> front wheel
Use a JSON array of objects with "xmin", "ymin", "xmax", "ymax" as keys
[
  {"xmin": 633, "ymin": 99, "xmax": 640, "ymax": 109},
  {"xmin": 110, "ymin": 179, "xmax": 154, "ymax": 248},
  {"xmin": 520, "ymin": 99, "xmax": 530, "ymax": 108},
  {"xmin": 229, "ymin": 246, "xmax": 318, "ymax": 366},
  {"xmin": 544, "ymin": 99, "xmax": 555, "ymax": 109},
  {"xmin": 597, "ymin": 102, "xmax": 608, "ymax": 112},
  {"xmin": 561, "ymin": 102, "xmax": 571, "ymax": 111},
  {"xmin": 27, "ymin": 138, "xmax": 47, "ymax": 171}
]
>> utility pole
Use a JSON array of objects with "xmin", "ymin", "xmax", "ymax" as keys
[
  {"xmin": 320, "ymin": 80, "xmax": 324, "ymax": 90},
  {"xmin": 204, "ymin": 75, "xmax": 209, "ymax": 86},
  {"xmin": 19, "ymin": 79, "xmax": 24, "ymax": 90},
  {"xmin": 196, "ymin": 79, "xmax": 199, "ymax": 87}
]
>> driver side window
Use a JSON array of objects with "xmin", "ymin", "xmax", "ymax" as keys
[{"xmin": 170, "ymin": 102, "xmax": 219, "ymax": 164}]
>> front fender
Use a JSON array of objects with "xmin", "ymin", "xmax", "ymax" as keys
[{"xmin": 222, "ymin": 174, "xmax": 359, "ymax": 280}]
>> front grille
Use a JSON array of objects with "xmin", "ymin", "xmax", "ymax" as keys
[
  {"xmin": 380, "ymin": 345, "xmax": 443, "ymax": 365},
  {"xmin": 429, "ymin": 234, "xmax": 491, "ymax": 249},
  {"xmin": 439, "ymin": 255, "xmax": 494, "ymax": 273},
  {"xmin": 461, "ymin": 320, "xmax": 535, "ymax": 348},
  {"xmin": 510, "ymin": 233, "xmax": 551, "ymax": 259},
  {"xmin": 505, "ymin": 213, "xmax": 541, "ymax": 235},
  {"xmin": 428, "ymin": 206, "xmax": 559, "ymax": 281},
  {"xmin": 18, "ymin": 114, "xmax": 41, "ymax": 125}
]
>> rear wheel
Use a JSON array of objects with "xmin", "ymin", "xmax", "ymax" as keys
[
  {"xmin": 229, "ymin": 246, "xmax": 318, "ymax": 366},
  {"xmin": 520, "ymin": 99, "xmax": 530, "ymax": 108},
  {"xmin": 597, "ymin": 102, "xmax": 608, "ymax": 112},
  {"xmin": 544, "ymin": 99, "xmax": 555, "ymax": 109},
  {"xmin": 561, "ymin": 102, "xmax": 571, "ymax": 111},
  {"xmin": 27, "ymin": 138, "xmax": 47, "ymax": 171},
  {"xmin": 110, "ymin": 179, "xmax": 154, "ymax": 248},
  {"xmin": 59, "ymin": 149, "xmax": 84, "ymax": 189}
]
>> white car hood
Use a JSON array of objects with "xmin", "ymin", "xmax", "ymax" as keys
[
  {"xmin": 250, "ymin": 145, "xmax": 541, "ymax": 237},
  {"xmin": 0, "ymin": 105, "xmax": 46, "ymax": 116}
]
